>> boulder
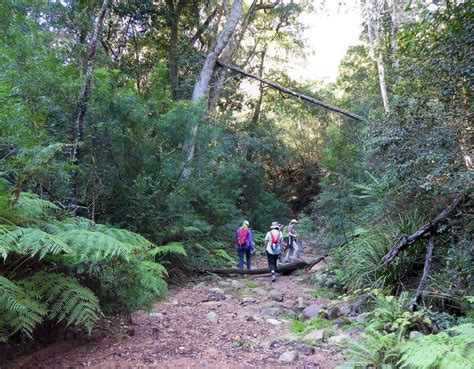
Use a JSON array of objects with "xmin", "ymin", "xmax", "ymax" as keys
[
  {"xmin": 206, "ymin": 312, "xmax": 218, "ymax": 323},
  {"xmin": 340, "ymin": 306, "xmax": 352, "ymax": 317},
  {"xmin": 296, "ymin": 297, "xmax": 307, "ymax": 310},
  {"xmin": 301, "ymin": 304, "xmax": 325, "ymax": 320},
  {"xmin": 208, "ymin": 287, "xmax": 224, "ymax": 295},
  {"xmin": 278, "ymin": 351, "xmax": 299, "ymax": 363},
  {"xmin": 327, "ymin": 307, "xmax": 341, "ymax": 320},
  {"xmin": 269, "ymin": 290, "xmax": 284, "ymax": 302},
  {"xmin": 231, "ymin": 280, "xmax": 245, "ymax": 289},
  {"xmin": 302, "ymin": 329, "xmax": 324, "ymax": 343},
  {"xmin": 409, "ymin": 331, "xmax": 425, "ymax": 340},
  {"xmin": 253, "ymin": 287, "xmax": 268, "ymax": 296},
  {"xmin": 324, "ymin": 277, "xmax": 336, "ymax": 288},
  {"xmin": 295, "ymin": 343, "xmax": 315, "ymax": 355},
  {"xmin": 260, "ymin": 307, "xmax": 279, "ymax": 318},
  {"xmin": 265, "ymin": 318, "xmax": 282, "ymax": 326},
  {"xmin": 328, "ymin": 332, "xmax": 350, "ymax": 344}
]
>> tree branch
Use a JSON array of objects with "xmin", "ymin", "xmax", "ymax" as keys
[{"xmin": 382, "ymin": 195, "xmax": 462, "ymax": 265}]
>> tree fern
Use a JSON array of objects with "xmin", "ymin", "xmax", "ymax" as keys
[
  {"xmin": 12, "ymin": 192, "xmax": 58, "ymax": 218},
  {"xmin": 45, "ymin": 217, "xmax": 96, "ymax": 234},
  {"xmin": 148, "ymin": 242, "xmax": 187, "ymax": 258},
  {"xmin": 0, "ymin": 227, "xmax": 71, "ymax": 260},
  {"xmin": 0, "ymin": 276, "xmax": 46, "ymax": 341},
  {"xmin": 399, "ymin": 323, "xmax": 474, "ymax": 369},
  {"xmin": 95, "ymin": 224, "xmax": 152, "ymax": 250},
  {"xmin": 55, "ymin": 230, "xmax": 133, "ymax": 262},
  {"xmin": 19, "ymin": 273, "xmax": 101, "ymax": 333}
]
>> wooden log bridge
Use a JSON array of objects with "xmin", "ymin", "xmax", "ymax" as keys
[
  {"xmin": 211, "ymin": 255, "xmax": 327, "ymax": 276},
  {"xmin": 215, "ymin": 59, "xmax": 365, "ymax": 121}
]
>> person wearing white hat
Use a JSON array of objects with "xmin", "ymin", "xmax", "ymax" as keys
[
  {"xmin": 265, "ymin": 222, "xmax": 282, "ymax": 282},
  {"xmin": 284, "ymin": 219, "xmax": 299, "ymax": 263}
]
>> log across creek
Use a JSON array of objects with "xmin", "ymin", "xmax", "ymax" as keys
[{"xmin": 210, "ymin": 255, "xmax": 327, "ymax": 276}]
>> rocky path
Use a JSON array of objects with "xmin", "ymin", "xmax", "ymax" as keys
[{"xmin": 6, "ymin": 252, "xmax": 361, "ymax": 368}]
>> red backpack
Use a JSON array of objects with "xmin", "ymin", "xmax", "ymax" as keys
[
  {"xmin": 270, "ymin": 231, "xmax": 281, "ymax": 245},
  {"xmin": 237, "ymin": 228, "xmax": 248, "ymax": 246}
]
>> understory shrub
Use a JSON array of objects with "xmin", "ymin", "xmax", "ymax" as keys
[{"xmin": 0, "ymin": 190, "xmax": 184, "ymax": 342}]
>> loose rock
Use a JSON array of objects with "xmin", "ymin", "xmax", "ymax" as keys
[
  {"xmin": 265, "ymin": 318, "xmax": 282, "ymax": 326},
  {"xmin": 295, "ymin": 343, "xmax": 315, "ymax": 355},
  {"xmin": 296, "ymin": 297, "xmax": 307, "ymax": 309},
  {"xmin": 302, "ymin": 304, "xmax": 324, "ymax": 320},
  {"xmin": 253, "ymin": 288, "xmax": 268, "ymax": 297},
  {"xmin": 269, "ymin": 290, "xmax": 284, "ymax": 302},
  {"xmin": 206, "ymin": 312, "xmax": 218, "ymax": 323},
  {"xmin": 302, "ymin": 329, "xmax": 325, "ymax": 343},
  {"xmin": 327, "ymin": 307, "xmax": 341, "ymax": 320},
  {"xmin": 339, "ymin": 306, "xmax": 352, "ymax": 317},
  {"xmin": 278, "ymin": 351, "xmax": 299, "ymax": 363},
  {"xmin": 409, "ymin": 331, "xmax": 424, "ymax": 340},
  {"xmin": 260, "ymin": 307, "xmax": 279, "ymax": 318}
]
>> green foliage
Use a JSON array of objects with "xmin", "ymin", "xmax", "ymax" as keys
[
  {"xmin": 399, "ymin": 324, "xmax": 474, "ymax": 369},
  {"xmin": 340, "ymin": 330, "xmax": 402, "ymax": 369},
  {"xmin": 0, "ymin": 191, "xmax": 183, "ymax": 341},
  {"xmin": 334, "ymin": 212, "xmax": 426, "ymax": 295},
  {"xmin": 365, "ymin": 293, "xmax": 431, "ymax": 335},
  {"xmin": 289, "ymin": 317, "xmax": 332, "ymax": 336}
]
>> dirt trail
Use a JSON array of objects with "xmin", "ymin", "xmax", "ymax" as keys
[{"xmin": 6, "ymin": 251, "xmax": 344, "ymax": 369}]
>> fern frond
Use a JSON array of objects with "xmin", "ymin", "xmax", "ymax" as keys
[
  {"xmin": 148, "ymin": 242, "xmax": 187, "ymax": 258},
  {"xmin": 45, "ymin": 217, "xmax": 96, "ymax": 234},
  {"xmin": 137, "ymin": 261, "xmax": 169, "ymax": 295},
  {"xmin": 0, "ymin": 227, "xmax": 71, "ymax": 260},
  {"xmin": 449, "ymin": 323, "xmax": 474, "ymax": 343},
  {"xmin": 0, "ymin": 276, "xmax": 46, "ymax": 341},
  {"xmin": 55, "ymin": 230, "xmax": 133, "ymax": 262},
  {"xmin": 13, "ymin": 192, "xmax": 58, "ymax": 218},
  {"xmin": 19, "ymin": 272, "xmax": 101, "ymax": 333},
  {"xmin": 95, "ymin": 225, "xmax": 152, "ymax": 250},
  {"xmin": 399, "ymin": 324, "xmax": 474, "ymax": 369}
]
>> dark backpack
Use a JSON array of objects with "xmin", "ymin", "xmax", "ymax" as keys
[{"xmin": 237, "ymin": 228, "xmax": 248, "ymax": 247}]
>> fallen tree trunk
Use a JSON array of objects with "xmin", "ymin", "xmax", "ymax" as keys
[
  {"xmin": 410, "ymin": 235, "xmax": 434, "ymax": 311},
  {"xmin": 210, "ymin": 255, "xmax": 327, "ymax": 276},
  {"xmin": 382, "ymin": 195, "xmax": 462, "ymax": 265}
]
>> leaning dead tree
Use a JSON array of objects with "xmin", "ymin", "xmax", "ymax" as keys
[
  {"xmin": 382, "ymin": 195, "xmax": 462, "ymax": 265},
  {"xmin": 211, "ymin": 255, "xmax": 327, "ymax": 276},
  {"xmin": 216, "ymin": 59, "xmax": 365, "ymax": 121},
  {"xmin": 381, "ymin": 195, "xmax": 463, "ymax": 309}
]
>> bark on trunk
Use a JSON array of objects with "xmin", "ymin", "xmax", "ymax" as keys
[
  {"xmin": 166, "ymin": 0, "xmax": 188, "ymax": 99},
  {"xmin": 366, "ymin": 0, "xmax": 390, "ymax": 112},
  {"xmin": 70, "ymin": 0, "xmax": 109, "ymax": 208},
  {"xmin": 181, "ymin": 0, "xmax": 243, "ymax": 181},
  {"xmin": 211, "ymin": 256, "xmax": 327, "ymax": 276},
  {"xmin": 410, "ymin": 235, "xmax": 434, "ymax": 310},
  {"xmin": 382, "ymin": 195, "xmax": 462, "ymax": 265},
  {"xmin": 250, "ymin": 48, "xmax": 267, "ymax": 124}
]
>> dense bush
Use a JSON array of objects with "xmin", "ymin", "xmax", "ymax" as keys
[{"xmin": 0, "ymin": 189, "xmax": 184, "ymax": 342}]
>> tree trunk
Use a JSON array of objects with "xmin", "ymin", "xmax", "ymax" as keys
[
  {"xmin": 181, "ymin": 0, "xmax": 243, "ymax": 181},
  {"xmin": 210, "ymin": 256, "xmax": 327, "ymax": 276},
  {"xmin": 166, "ymin": 0, "xmax": 187, "ymax": 100},
  {"xmin": 70, "ymin": 0, "xmax": 109, "ymax": 208},
  {"xmin": 366, "ymin": 0, "xmax": 390, "ymax": 112},
  {"xmin": 250, "ymin": 48, "xmax": 267, "ymax": 124},
  {"xmin": 410, "ymin": 236, "xmax": 434, "ymax": 310}
]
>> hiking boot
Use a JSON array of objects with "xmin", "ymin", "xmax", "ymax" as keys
[{"xmin": 271, "ymin": 272, "xmax": 276, "ymax": 282}]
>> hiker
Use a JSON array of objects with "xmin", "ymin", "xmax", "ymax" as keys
[
  {"xmin": 235, "ymin": 220, "xmax": 254, "ymax": 277},
  {"xmin": 284, "ymin": 219, "xmax": 299, "ymax": 263},
  {"xmin": 265, "ymin": 222, "xmax": 282, "ymax": 282},
  {"xmin": 277, "ymin": 223, "xmax": 286, "ymax": 267}
]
